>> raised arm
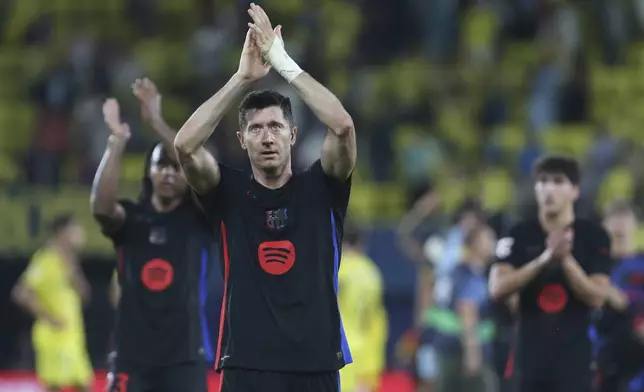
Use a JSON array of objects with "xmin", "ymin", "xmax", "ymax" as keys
[
  {"xmin": 396, "ymin": 190, "xmax": 438, "ymax": 262},
  {"xmin": 132, "ymin": 78, "xmax": 180, "ymax": 162},
  {"xmin": 605, "ymin": 285, "xmax": 629, "ymax": 311},
  {"xmin": 174, "ymin": 29, "xmax": 270, "ymax": 194},
  {"xmin": 247, "ymin": 4, "xmax": 356, "ymax": 180},
  {"xmin": 293, "ymin": 71, "xmax": 355, "ymax": 180},
  {"xmin": 134, "ymin": 77, "xmax": 219, "ymax": 195},
  {"xmin": 90, "ymin": 99, "xmax": 129, "ymax": 234}
]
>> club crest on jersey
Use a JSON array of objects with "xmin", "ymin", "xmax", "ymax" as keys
[
  {"xmin": 266, "ymin": 208, "xmax": 288, "ymax": 231},
  {"xmin": 149, "ymin": 227, "xmax": 167, "ymax": 245}
]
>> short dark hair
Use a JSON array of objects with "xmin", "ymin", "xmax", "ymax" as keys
[
  {"xmin": 532, "ymin": 155, "xmax": 581, "ymax": 185},
  {"xmin": 139, "ymin": 145, "xmax": 156, "ymax": 203},
  {"xmin": 455, "ymin": 198, "xmax": 486, "ymax": 224},
  {"xmin": 49, "ymin": 214, "xmax": 75, "ymax": 236},
  {"xmin": 238, "ymin": 90, "xmax": 293, "ymax": 130},
  {"xmin": 139, "ymin": 143, "xmax": 191, "ymax": 204},
  {"xmin": 604, "ymin": 199, "xmax": 638, "ymax": 219}
]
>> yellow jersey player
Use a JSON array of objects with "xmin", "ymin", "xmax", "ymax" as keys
[
  {"xmin": 12, "ymin": 214, "xmax": 92, "ymax": 392},
  {"xmin": 339, "ymin": 222, "xmax": 388, "ymax": 392}
]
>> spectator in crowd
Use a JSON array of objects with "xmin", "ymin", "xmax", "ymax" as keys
[
  {"xmin": 429, "ymin": 224, "xmax": 498, "ymax": 392},
  {"xmin": 401, "ymin": 198, "xmax": 486, "ymax": 390},
  {"xmin": 397, "ymin": 187, "xmax": 439, "ymax": 325}
]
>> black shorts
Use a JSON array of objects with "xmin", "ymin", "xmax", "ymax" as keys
[
  {"xmin": 219, "ymin": 368, "xmax": 339, "ymax": 392},
  {"xmin": 107, "ymin": 360, "xmax": 208, "ymax": 392}
]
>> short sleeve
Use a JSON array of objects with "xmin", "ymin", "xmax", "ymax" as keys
[
  {"xmin": 105, "ymin": 199, "xmax": 140, "ymax": 245},
  {"xmin": 456, "ymin": 275, "xmax": 487, "ymax": 305},
  {"xmin": 587, "ymin": 226, "xmax": 612, "ymax": 276},
  {"xmin": 494, "ymin": 225, "xmax": 526, "ymax": 268},
  {"xmin": 193, "ymin": 164, "xmax": 242, "ymax": 225},
  {"xmin": 309, "ymin": 159, "xmax": 352, "ymax": 214}
]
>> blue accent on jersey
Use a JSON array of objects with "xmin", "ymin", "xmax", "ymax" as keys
[
  {"xmin": 200, "ymin": 247, "xmax": 214, "ymax": 362},
  {"xmin": 330, "ymin": 210, "xmax": 353, "ymax": 364}
]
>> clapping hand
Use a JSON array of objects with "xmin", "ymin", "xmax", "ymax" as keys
[
  {"xmin": 246, "ymin": 3, "xmax": 283, "ymax": 58},
  {"xmin": 132, "ymin": 78, "xmax": 162, "ymax": 124},
  {"xmin": 102, "ymin": 99, "xmax": 130, "ymax": 140},
  {"xmin": 237, "ymin": 28, "xmax": 271, "ymax": 83},
  {"xmin": 246, "ymin": 3, "xmax": 302, "ymax": 82},
  {"xmin": 547, "ymin": 228, "xmax": 573, "ymax": 260}
]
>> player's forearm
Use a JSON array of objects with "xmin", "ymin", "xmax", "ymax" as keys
[
  {"xmin": 415, "ymin": 269, "xmax": 434, "ymax": 326},
  {"xmin": 90, "ymin": 135, "xmax": 127, "ymax": 216},
  {"xmin": 462, "ymin": 327, "xmax": 483, "ymax": 377},
  {"xmin": 290, "ymin": 73, "xmax": 354, "ymax": 136},
  {"xmin": 174, "ymin": 73, "xmax": 249, "ymax": 155},
  {"xmin": 147, "ymin": 116, "xmax": 179, "ymax": 162},
  {"xmin": 562, "ymin": 257, "xmax": 608, "ymax": 308},
  {"xmin": 177, "ymin": 147, "xmax": 220, "ymax": 194},
  {"xmin": 397, "ymin": 209, "xmax": 432, "ymax": 263},
  {"xmin": 490, "ymin": 253, "xmax": 550, "ymax": 299},
  {"xmin": 462, "ymin": 330, "xmax": 481, "ymax": 355},
  {"xmin": 11, "ymin": 286, "xmax": 53, "ymax": 321},
  {"xmin": 606, "ymin": 285, "xmax": 629, "ymax": 311},
  {"xmin": 459, "ymin": 302, "xmax": 482, "ymax": 358}
]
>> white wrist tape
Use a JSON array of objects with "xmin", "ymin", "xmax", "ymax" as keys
[{"xmin": 266, "ymin": 38, "xmax": 303, "ymax": 83}]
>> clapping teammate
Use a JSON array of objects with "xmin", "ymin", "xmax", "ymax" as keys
[
  {"xmin": 596, "ymin": 201, "xmax": 644, "ymax": 392},
  {"xmin": 490, "ymin": 156, "xmax": 611, "ymax": 392},
  {"xmin": 92, "ymin": 80, "xmax": 217, "ymax": 392}
]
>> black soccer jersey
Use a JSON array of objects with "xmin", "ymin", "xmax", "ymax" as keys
[
  {"xmin": 108, "ymin": 200, "xmax": 217, "ymax": 368},
  {"xmin": 495, "ymin": 218, "xmax": 611, "ymax": 381},
  {"xmin": 196, "ymin": 159, "xmax": 353, "ymax": 373}
]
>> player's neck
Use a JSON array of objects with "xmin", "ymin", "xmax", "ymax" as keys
[
  {"xmin": 539, "ymin": 207, "xmax": 574, "ymax": 232},
  {"xmin": 151, "ymin": 195, "xmax": 181, "ymax": 213},
  {"xmin": 49, "ymin": 240, "xmax": 75, "ymax": 262},
  {"xmin": 463, "ymin": 253, "xmax": 485, "ymax": 269},
  {"xmin": 612, "ymin": 242, "xmax": 636, "ymax": 259},
  {"xmin": 252, "ymin": 163, "xmax": 293, "ymax": 190}
]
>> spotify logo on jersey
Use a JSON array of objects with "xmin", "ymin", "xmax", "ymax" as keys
[
  {"xmin": 258, "ymin": 240, "xmax": 296, "ymax": 275},
  {"xmin": 141, "ymin": 258, "xmax": 174, "ymax": 291}
]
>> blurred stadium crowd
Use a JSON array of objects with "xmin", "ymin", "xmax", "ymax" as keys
[{"xmin": 1, "ymin": 0, "xmax": 644, "ymax": 391}]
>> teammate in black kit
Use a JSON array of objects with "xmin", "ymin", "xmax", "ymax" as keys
[
  {"xmin": 595, "ymin": 201, "xmax": 644, "ymax": 392},
  {"xmin": 489, "ymin": 156, "xmax": 612, "ymax": 392},
  {"xmin": 91, "ymin": 80, "xmax": 216, "ymax": 392},
  {"xmin": 174, "ymin": 4, "xmax": 356, "ymax": 392}
]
